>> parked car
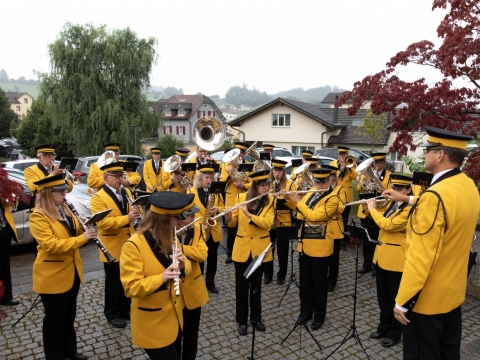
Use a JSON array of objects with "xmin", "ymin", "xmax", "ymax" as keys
[
  {"xmin": 4, "ymin": 168, "xmax": 93, "ymax": 246},
  {"xmin": 314, "ymin": 148, "xmax": 396, "ymax": 172},
  {"xmin": 257, "ymin": 146, "xmax": 295, "ymax": 158},
  {"xmin": 275, "ymin": 155, "xmax": 336, "ymax": 179}
]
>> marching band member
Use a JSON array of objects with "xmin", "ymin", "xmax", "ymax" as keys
[
  {"xmin": 321, "ymin": 165, "xmax": 346, "ymax": 292},
  {"xmin": 178, "ymin": 199, "xmax": 209, "ymax": 360},
  {"xmin": 187, "ymin": 164, "xmax": 224, "ymax": 294},
  {"xmin": 30, "ymin": 174, "xmax": 96, "ymax": 360},
  {"xmin": 87, "ymin": 143, "xmax": 141, "ymax": 193},
  {"xmin": 284, "ymin": 168, "xmax": 341, "ymax": 331},
  {"xmin": 166, "ymin": 147, "xmax": 193, "ymax": 193},
  {"xmin": 365, "ymin": 174, "xmax": 413, "ymax": 348},
  {"xmin": 262, "ymin": 159, "xmax": 298, "ymax": 285},
  {"xmin": 120, "ymin": 192, "xmax": 192, "ymax": 360},
  {"xmin": 220, "ymin": 143, "xmax": 252, "ymax": 264},
  {"xmin": 290, "ymin": 150, "xmax": 314, "ymax": 181},
  {"xmin": 262, "ymin": 143, "xmax": 275, "ymax": 167},
  {"xmin": 224, "ymin": 170, "xmax": 275, "ymax": 336},
  {"xmin": 24, "ymin": 144, "xmax": 74, "ymax": 193},
  {"xmin": 143, "ymin": 147, "xmax": 168, "ymax": 193},
  {"xmin": 330, "ymin": 146, "xmax": 357, "ymax": 247},
  {"xmin": 356, "ymin": 152, "xmax": 392, "ymax": 275},
  {"xmin": 90, "ymin": 162, "xmax": 142, "ymax": 329},
  {"xmin": 392, "ymin": 127, "xmax": 480, "ymax": 359}
]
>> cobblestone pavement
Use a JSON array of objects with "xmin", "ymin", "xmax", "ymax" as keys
[{"xmin": 1, "ymin": 242, "xmax": 480, "ymax": 359}]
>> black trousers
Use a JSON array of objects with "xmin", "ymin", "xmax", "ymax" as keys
[
  {"xmin": 375, "ymin": 266, "xmax": 402, "ymax": 341},
  {"xmin": 234, "ymin": 257, "xmax": 265, "ymax": 325},
  {"xmin": 342, "ymin": 206, "xmax": 351, "ymax": 241},
  {"xmin": 40, "ymin": 270, "xmax": 80, "ymax": 360},
  {"xmin": 0, "ymin": 225, "xmax": 14, "ymax": 301},
  {"xmin": 180, "ymin": 307, "xmax": 202, "ymax": 360},
  {"xmin": 103, "ymin": 262, "xmax": 131, "ymax": 320},
  {"xmin": 263, "ymin": 229, "xmax": 290, "ymax": 282},
  {"xmin": 226, "ymin": 226, "xmax": 237, "ymax": 257},
  {"xmin": 327, "ymin": 239, "xmax": 342, "ymax": 288},
  {"xmin": 299, "ymin": 253, "xmax": 329, "ymax": 323},
  {"xmin": 199, "ymin": 236, "xmax": 219, "ymax": 289},
  {"xmin": 403, "ymin": 306, "xmax": 462, "ymax": 360},
  {"xmin": 359, "ymin": 216, "xmax": 379, "ymax": 268},
  {"xmin": 144, "ymin": 329, "xmax": 181, "ymax": 360}
]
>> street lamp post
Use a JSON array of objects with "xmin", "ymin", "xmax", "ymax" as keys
[{"xmin": 130, "ymin": 125, "xmax": 137, "ymax": 155}]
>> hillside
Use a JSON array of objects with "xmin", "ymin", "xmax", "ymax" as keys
[{"xmin": 0, "ymin": 82, "xmax": 39, "ymax": 100}]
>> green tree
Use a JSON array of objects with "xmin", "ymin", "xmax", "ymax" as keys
[
  {"xmin": 0, "ymin": 88, "xmax": 17, "ymax": 138},
  {"xmin": 155, "ymin": 134, "xmax": 184, "ymax": 158},
  {"xmin": 355, "ymin": 109, "xmax": 387, "ymax": 150},
  {"xmin": 0, "ymin": 69, "xmax": 8, "ymax": 82},
  {"xmin": 39, "ymin": 22, "xmax": 159, "ymax": 157}
]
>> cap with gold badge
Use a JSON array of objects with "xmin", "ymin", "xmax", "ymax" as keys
[
  {"xmin": 104, "ymin": 143, "xmax": 121, "ymax": 151},
  {"xmin": 302, "ymin": 150, "xmax": 314, "ymax": 157},
  {"xmin": 249, "ymin": 170, "xmax": 271, "ymax": 183},
  {"xmin": 371, "ymin": 152, "xmax": 387, "ymax": 161},
  {"xmin": 175, "ymin": 147, "xmax": 190, "ymax": 158},
  {"xmin": 421, "ymin": 126, "xmax": 472, "ymax": 150},
  {"xmin": 234, "ymin": 142, "xmax": 248, "ymax": 151},
  {"xmin": 100, "ymin": 162, "xmax": 124, "ymax": 174},
  {"xmin": 271, "ymin": 159, "xmax": 287, "ymax": 169},
  {"xmin": 148, "ymin": 192, "xmax": 194, "ymax": 220},
  {"xmin": 310, "ymin": 168, "xmax": 332, "ymax": 183},
  {"xmin": 337, "ymin": 146, "xmax": 350, "ymax": 154},
  {"xmin": 35, "ymin": 144, "xmax": 56, "ymax": 155},
  {"xmin": 33, "ymin": 174, "xmax": 69, "ymax": 191},
  {"xmin": 150, "ymin": 148, "xmax": 162, "ymax": 154}
]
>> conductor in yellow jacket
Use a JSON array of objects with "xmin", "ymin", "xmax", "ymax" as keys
[
  {"xmin": 284, "ymin": 168, "xmax": 341, "ymax": 331},
  {"xmin": 393, "ymin": 126, "xmax": 480, "ymax": 360},
  {"xmin": 120, "ymin": 191, "xmax": 192, "ymax": 360},
  {"xmin": 30, "ymin": 174, "xmax": 97, "ymax": 360},
  {"xmin": 178, "ymin": 200, "xmax": 209, "ymax": 360},
  {"xmin": 365, "ymin": 174, "xmax": 413, "ymax": 348},
  {"xmin": 224, "ymin": 169, "xmax": 275, "ymax": 336},
  {"xmin": 90, "ymin": 162, "xmax": 142, "ymax": 329},
  {"xmin": 24, "ymin": 144, "xmax": 74, "ymax": 194}
]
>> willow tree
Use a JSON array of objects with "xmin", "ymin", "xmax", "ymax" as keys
[{"xmin": 40, "ymin": 23, "xmax": 159, "ymax": 156}]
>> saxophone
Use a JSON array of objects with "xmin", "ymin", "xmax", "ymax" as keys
[{"xmin": 203, "ymin": 193, "xmax": 217, "ymax": 240}]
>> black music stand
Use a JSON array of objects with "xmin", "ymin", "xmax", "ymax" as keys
[
  {"xmin": 324, "ymin": 220, "xmax": 372, "ymax": 360},
  {"xmin": 277, "ymin": 223, "xmax": 300, "ymax": 307},
  {"xmin": 243, "ymin": 243, "xmax": 273, "ymax": 360},
  {"xmin": 59, "ymin": 157, "xmax": 79, "ymax": 172},
  {"xmin": 238, "ymin": 163, "xmax": 254, "ymax": 173},
  {"xmin": 259, "ymin": 152, "xmax": 271, "ymax": 161},
  {"xmin": 181, "ymin": 162, "xmax": 196, "ymax": 172}
]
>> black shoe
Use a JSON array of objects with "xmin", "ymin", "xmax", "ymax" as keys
[
  {"xmin": 67, "ymin": 354, "xmax": 88, "ymax": 360},
  {"xmin": 255, "ymin": 321, "xmax": 266, "ymax": 332},
  {"xmin": 121, "ymin": 313, "xmax": 130, "ymax": 321},
  {"xmin": 327, "ymin": 285, "xmax": 335, "ymax": 292},
  {"xmin": 0, "ymin": 298, "xmax": 20, "ymax": 306},
  {"xmin": 207, "ymin": 287, "xmax": 219, "ymax": 294},
  {"xmin": 263, "ymin": 277, "xmax": 272, "ymax": 285},
  {"xmin": 238, "ymin": 324, "xmax": 247, "ymax": 336},
  {"xmin": 358, "ymin": 266, "xmax": 372, "ymax": 275},
  {"xmin": 382, "ymin": 338, "xmax": 399, "ymax": 347},
  {"xmin": 107, "ymin": 318, "xmax": 127, "ymax": 328},
  {"xmin": 370, "ymin": 331, "xmax": 386, "ymax": 339},
  {"xmin": 297, "ymin": 316, "xmax": 311, "ymax": 325},
  {"xmin": 277, "ymin": 279, "xmax": 285, "ymax": 285},
  {"xmin": 310, "ymin": 321, "xmax": 324, "ymax": 331},
  {"xmin": 225, "ymin": 256, "xmax": 233, "ymax": 264}
]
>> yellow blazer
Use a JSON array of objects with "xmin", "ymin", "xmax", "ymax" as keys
[
  {"xmin": 330, "ymin": 160, "xmax": 358, "ymax": 202},
  {"xmin": 370, "ymin": 202, "xmax": 410, "ymax": 272},
  {"xmin": 228, "ymin": 193, "xmax": 275, "ymax": 263},
  {"xmin": 120, "ymin": 232, "xmax": 191, "ymax": 349},
  {"xmin": 143, "ymin": 159, "xmax": 169, "ymax": 192},
  {"xmin": 187, "ymin": 188, "xmax": 224, "ymax": 242},
  {"xmin": 181, "ymin": 222, "xmax": 209, "ymax": 309},
  {"xmin": 396, "ymin": 171, "xmax": 480, "ymax": 314},
  {"xmin": 90, "ymin": 186, "xmax": 136, "ymax": 262},
  {"xmin": 24, "ymin": 164, "xmax": 73, "ymax": 194},
  {"xmin": 87, "ymin": 162, "xmax": 141, "ymax": 193},
  {"xmin": 272, "ymin": 180, "xmax": 298, "ymax": 228},
  {"xmin": 330, "ymin": 185, "xmax": 346, "ymax": 240},
  {"xmin": 220, "ymin": 161, "xmax": 251, "ymax": 206},
  {"xmin": 2, "ymin": 202, "xmax": 18, "ymax": 241},
  {"xmin": 29, "ymin": 210, "xmax": 87, "ymax": 294},
  {"xmin": 286, "ymin": 189, "xmax": 340, "ymax": 257}
]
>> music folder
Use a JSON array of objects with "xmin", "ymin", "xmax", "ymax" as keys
[
  {"xmin": 291, "ymin": 159, "xmax": 303, "ymax": 168},
  {"xmin": 59, "ymin": 157, "xmax": 79, "ymax": 172},
  {"xmin": 211, "ymin": 163, "xmax": 220, "ymax": 173},
  {"xmin": 85, "ymin": 208, "xmax": 113, "ymax": 226},
  {"xmin": 209, "ymin": 181, "xmax": 227, "ymax": 203},
  {"xmin": 277, "ymin": 222, "xmax": 299, "ymax": 241},
  {"xmin": 132, "ymin": 195, "xmax": 149, "ymax": 207},
  {"xmin": 122, "ymin": 161, "xmax": 139, "ymax": 173},
  {"xmin": 260, "ymin": 152, "xmax": 271, "ymax": 161},
  {"xmin": 412, "ymin": 171, "xmax": 433, "ymax": 188},
  {"xmin": 244, "ymin": 243, "xmax": 272, "ymax": 279},
  {"xmin": 238, "ymin": 163, "xmax": 254, "ymax": 173},
  {"xmin": 181, "ymin": 162, "xmax": 197, "ymax": 172},
  {"xmin": 348, "ymin": 223, "xmax": 382, "ymax": 245}
]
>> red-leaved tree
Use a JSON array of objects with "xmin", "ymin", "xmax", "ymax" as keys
[{"xmin": 337, "ymin": 0, "xmax": 480, "ymax": 185}]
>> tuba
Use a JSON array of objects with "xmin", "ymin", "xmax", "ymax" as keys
[
  {"xmin": 222, "ymin": 149, "xmax": 250, "ymax": 182},
  {"xmin": 293, "ymin": 162, "xmax": 315, "ymax": 190},
  {"xmin": 97, "ymin": 150, "xmax": 117, "ymax": 168},
  {"xmin": 245, "ymin": 142, "xmax": 271, "ymax": 172},
  {"xmin": 164, "ymin": 155, "xmax": 194, "ymax": 192},
  {"xmin": 192, "ymin": 116, "xmax": 226, "ymax": 151}
]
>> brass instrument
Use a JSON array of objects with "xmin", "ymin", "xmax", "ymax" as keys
[
  {"xmin": 192, "ymin": 116, "xmax": 226, "ymax": 151},
  {"xmin": 356, "ymin": 158, "xmax": 389, "ymax": 206},
  {"xmin": 210, "ymin": 192, "xmax": 270, "ymax": 221},
  {"xmin": 292, "ymin": 163, "xmax": 315, "ymax": 191},
  {"xmin": 245, "ymin": 141, "xmax": 271, "ymax": 172},
  {"xmin": 203, "ymin": 193, "xmax": 217, "ymax": 240},
  {"xmin": 344, "ymin": 155, "xmax": 356, "ymax": 168},
  {"xmin": 96, "ymin": 150, "xmax": 117, "ymax": 168},
  {"xmin": 172, "ymin": 227, "xmax": 180, "ymax": 296},
  {"xmin": 164, "ymin": 155, "xmax": 194, "ymax": 191},
  {"xmin": 222, "ymin": 149, "xmax": 250, "ymax": 183},
  {"xmin": 64, "ymin": 171, "xmax": 82, "ymax": 185}
]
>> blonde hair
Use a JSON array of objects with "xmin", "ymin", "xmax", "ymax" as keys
[
  {"xmin": 35, "ymin": 188, "xmax": 70, "ymax": 222},
  {"xmin": 136, "ymin": 211, "xmax": 173, "ymax": 255}
]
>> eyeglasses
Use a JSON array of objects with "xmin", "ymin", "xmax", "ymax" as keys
[
  {"xmin": 423, "ymin": 148, "xmax": 441, "ymax": 155},
  {"xmin": 107, "ymin": 174, "xmax": 124, "ymax": 179},
  {"xmin": 391, "ymin": 185, "xmax": 406, "ymax": 190}
]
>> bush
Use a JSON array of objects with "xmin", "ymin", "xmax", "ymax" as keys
[{"xmin": 154, "ymin": 134, "xmax": 184, "ymax": 158}]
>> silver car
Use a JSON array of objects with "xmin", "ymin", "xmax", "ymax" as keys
[{"xmin": 5, "ymin": 168, "xmax": 93, "ymax": 246}]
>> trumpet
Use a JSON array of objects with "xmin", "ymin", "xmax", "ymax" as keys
[
  {"xmin": 344, "ymin": 196, "xmax": 387, "ymax": 207},
  {"xmin": 64, "ymin": 170, "xmax": 82, "ymax": 185}
]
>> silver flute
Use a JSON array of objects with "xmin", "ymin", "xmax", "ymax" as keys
[{"xmin": 172, "ymin": 227, "xmax": 180, "ymax": 297}]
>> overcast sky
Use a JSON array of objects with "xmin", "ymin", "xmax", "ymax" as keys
[{"xmin": 2, "ymin": 0, "xmax": 447, "ymax": 97}]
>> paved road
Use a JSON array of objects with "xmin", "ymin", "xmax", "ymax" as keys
[{"xmin": 2, "ymin": 231, "xmax": 480, "ymax": 359}]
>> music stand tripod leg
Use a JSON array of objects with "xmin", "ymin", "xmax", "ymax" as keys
[{"xmin": 277, "ymin": 226, "xmax": 300, "ymax": 308}]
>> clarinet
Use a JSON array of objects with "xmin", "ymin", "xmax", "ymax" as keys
[
  {"xmin": 172, "ymin": 227, "xmax": 180, "ymax": 296},
  {"xmin": 120, "ymin": 186, "xmax": 141, "ymax": 227},
  {"xmin": 64, "ymin": 199, "xmax": 116, "ymax": 264}
]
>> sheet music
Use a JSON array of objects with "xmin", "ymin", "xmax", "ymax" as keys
[{"xmin": 244, "ymin": 243, "xmax": 272, "ymax": 279}]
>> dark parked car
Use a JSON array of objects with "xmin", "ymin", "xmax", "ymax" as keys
[{"xmin": 314, "ymin": 147, "xmax": 396, "ymax": 172}]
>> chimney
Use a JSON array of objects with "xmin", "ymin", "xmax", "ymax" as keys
[{"xmin": 334, "ymin": 95, "xmax": 339, "ymax": 124}]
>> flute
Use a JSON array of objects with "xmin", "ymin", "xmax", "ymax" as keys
[
  {"xmin": 210, "ymin": 192, "xmax": 269, "ymax": 221},
  {"xmin": 172, "ymin": 227, "xmax": 180, "ymax": 297},
  {"xmin": 344, "ymin": 196, "xmax": 386, "ymax": 207},
  {"xmin": 64, "ymin": 199, "xmax": 116, "ymax": 263},
  {"xmin": 271, "ymin": 189, "xmax": 328, "ymax": 197},
  {"xmin": 175, "ymin": 217, "xmax": 202, "ymax": 235}
]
